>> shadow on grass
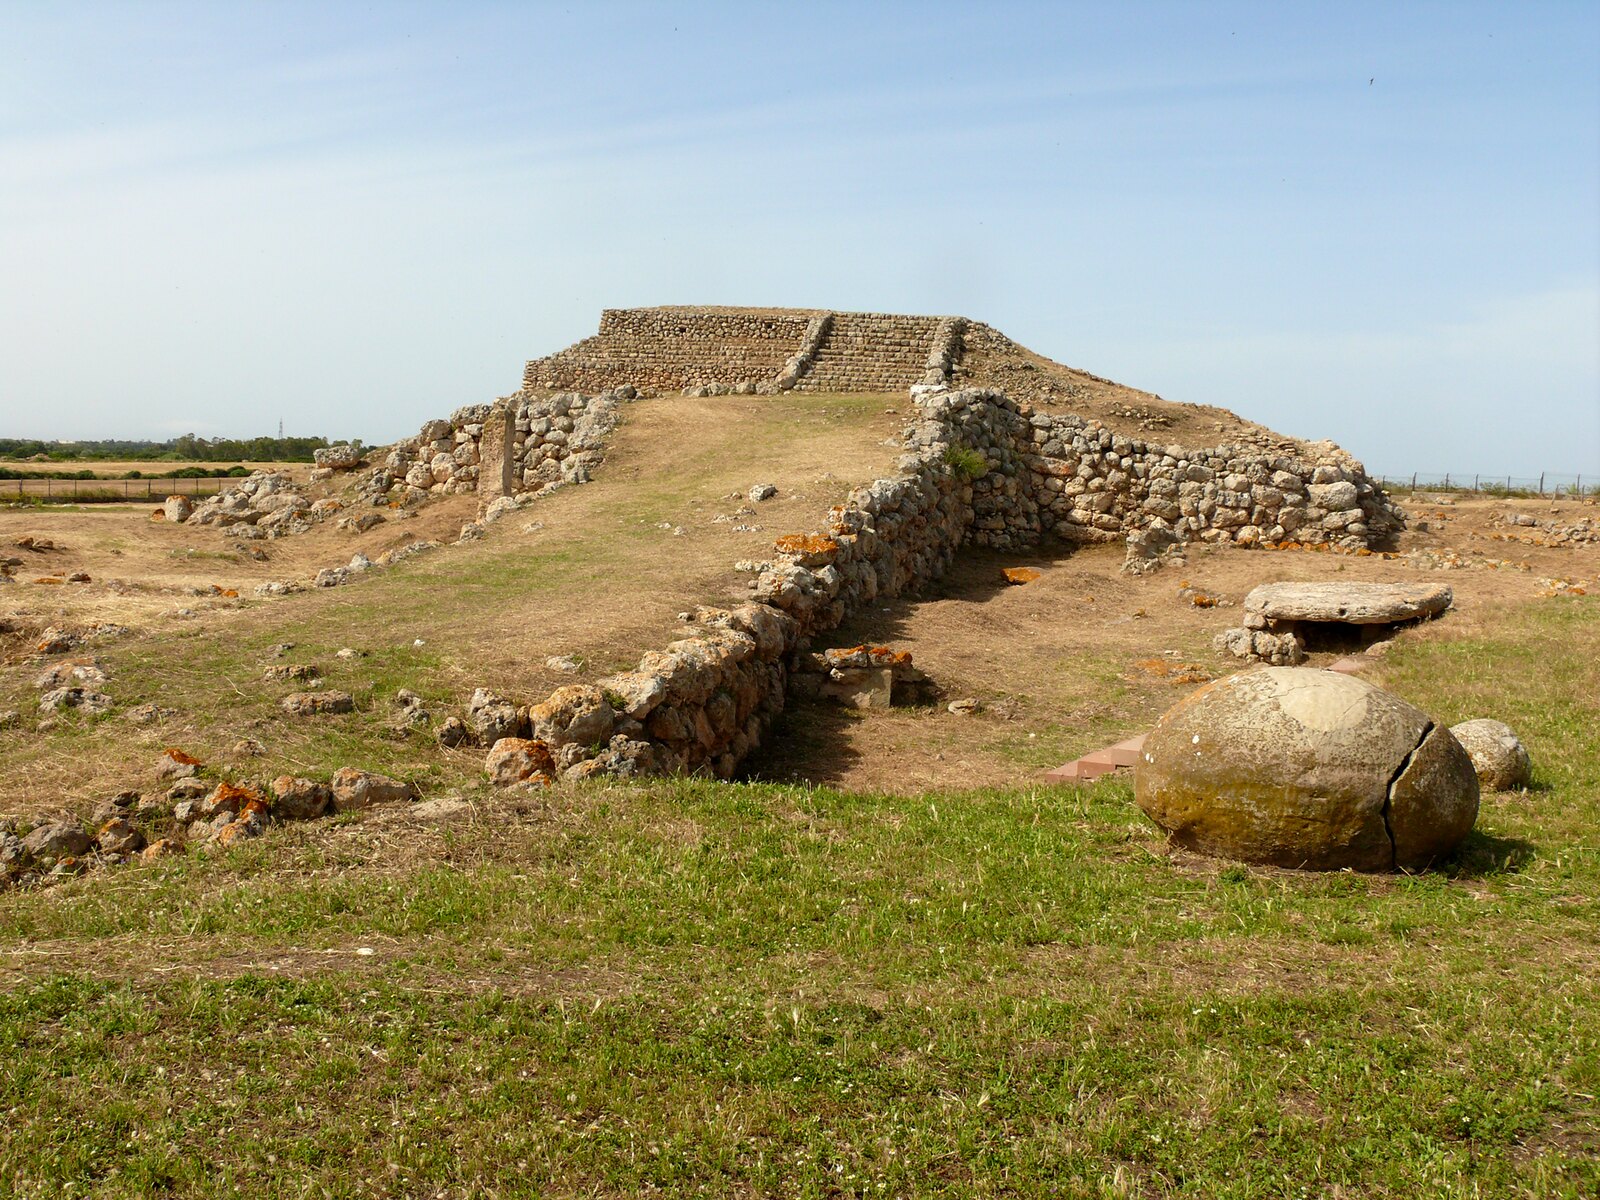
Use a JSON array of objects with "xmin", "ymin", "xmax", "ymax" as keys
[
  {"xmin": 1445, "ymin": 829, "xmax": 1537, "ymax": 878},
  {"xmin": 742, "ymin": 700, "xmax": 865, "ymax": 787}
]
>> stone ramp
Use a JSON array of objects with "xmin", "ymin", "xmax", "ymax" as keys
[
  {"xmin": 524, "ymin": 309, "xmax": 815, "ymax": 394},
  {"xmin": 791, "ymin": 313, "xmax": 941, "ymax": 393}
]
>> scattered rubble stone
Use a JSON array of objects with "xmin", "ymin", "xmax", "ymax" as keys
[
  {"xmin": 157, "ymin": 748, "xmax": 202, "ymax": 781},
  {"xmin": 167, "ymin": 778, "xmax": 209, "ymax": 804},
  {"xmin": 35, "ymin": 626, "xmax": 80, "ymax": 654},
  {"xmin": 468, "ymin": 689, "xmax": 525, "ymax": 742},
  {"xmin": 436, "ymin": 716, "xmax": 472, "ymax": 748},
  {"xmin": 281, "ymin": 691, "xmax": 354, "ymax": 716},
  {"xmin": 127, "ymin": 703, "xmax": 178, "ymax": 725},
  {"xmin": 330, "ymin": 768, "xmax": 419, "ymax": 810},
  {"xmin": 1450, "ymin": 719, "xmax": 1533, "ymax": 792},
  {"xmin": 140, "ymin": 839, "xmax": 185, "ymax": 863},
  {"xmin": 22, "ymin": 820, "xmax": 93, "ymax": 862},
  {"xmin": 270, "ymin": 776, "xmax": 333, "ymax": 820},
  {"xmin": 96, "ymin": 818, "xmax": 146, "ymax": 856},
  {"xmin": 264, "ymin": 664, "xmax": 320, "ymax": 682},
  {"xmin": 39, "ymin": 687, "xmax": 114, "ymax": 715},
  {"xmin": 486, "ymin": 738, "xmax": 556, "ymax": 787}
]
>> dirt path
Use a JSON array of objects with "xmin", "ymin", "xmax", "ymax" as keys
[
  {"xmin": 751, "ymin": 494, "xmax": 1600, "ymax": 793},
  {"xmin": 0, "ymin": 394, "xmax": 904, "ymax": 813}
]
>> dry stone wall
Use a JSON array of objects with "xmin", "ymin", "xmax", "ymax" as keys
[
  {"xmin": 477, "ymin": 383, "xmax": 1403, "ymax": 788},
  {"xmin": 520, "ymin": 307, "xmax": 967, "ymax": 398},
  {"xmin": 525, "ymin": 309, "xmax": 817, "ymax": 394},
  {"xmin": 363, "ymin": 389, "xmax": 631, "ymax": 506}
]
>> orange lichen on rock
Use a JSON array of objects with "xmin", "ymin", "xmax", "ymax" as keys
[
  {"xmin": 34, "ymin": 577, "xmax": 64, "ymax": 585},
  {"xmin": 1002, "ymin": 567, "xmax": 1042, "ymax": 585},
  {"xmin": 150, "ymin": 510, "xmax": 166, "ymax": 522},
  {"xmin": 773, "ymin": 533, "xmax": 840, "ymax": 564},
  {"xmin": 162, "ymin": 747, "xmax": 203, "ymax": 766},
  {"xmin": 211, "ymin": 585, "xmax": 240, "ymax": 598},
  {"xmin": 206, "ymin": 781, "xmax": 263, "ymax": 815},
  {"xmin": 1190, "ymin": 593, "xmax": 1219, "ymax": 608},
  {"xmin": 822, "ymin": 645, "xmax": 914, "ymax": 669},
  {"xmin": 1133, "ymin": 658, "xmax": 1214, "ymax": 686}
]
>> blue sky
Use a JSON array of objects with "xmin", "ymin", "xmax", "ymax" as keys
[{"xmin": 2, "ymin": 1, "xmax": 1596, "ymax": 477}]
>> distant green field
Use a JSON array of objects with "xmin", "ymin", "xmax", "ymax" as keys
[{"xmin": 1, "ymin": 598, "xmax": 1595, "ymax": 1197}]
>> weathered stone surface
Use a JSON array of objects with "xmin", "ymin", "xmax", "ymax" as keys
[
  {"xmin": 140, "ymin": 838, "xmax": 185, "ymax": 863},
  {"xmin": 39, "ymin": 687, "xmax": 113, "ymax": 714},
  {"xmin": 96, "ymin": 817, "xmax": 145, "ymax": 856},
  {"xmin": 22, "ymin": 820, "xmax": 92, "ymax": 862},
  {"xmin": 35, "ymin": 658, "xmax": 106, "ymax": 690},
  {"xmin": 597, "ymin": 672, "xmax": 665, "ymax": 720},
  {"xmin": 156, "ymin": 748, "xmax": 201, "ymax": 780},
  {"xmin": 330, "ymin": 768, "xmax": 418, "ymax": 810},
  {"xmin": 1449, "ymin": 719, "xmax": 1533, "ymax": 792},
  {"xmin": 436, "ymin": 715, "xmax": 473, "ymax": 747},
  {"xmin": 163, "ymin": 495, "xmax": 194, "ymax": 523},
  {"xmin": 527, "ymin": 685, "xmax": 615, "ymax": 748},
  {"xmin": 485, "ymin": 738, "xmax": 555, "ymax": 787},
  {"xmin": 820, "ymin": 666, "xmax": 894, "ymax": 710},
  {"xmin": 1135, "ymin": 667, "xmax": 1478, "ymax": 871},
  {"xmin": 1243, "ymin": 582, "xmax": 1452, "ymax": 627},
  {"xmin": 281, "ymin": 691, "xmax": 354, "ymax": 716},
  {"xmin": 270, "ymin": 775, "xmax": 332, "ymax": 820},
  {"xmin": 467, "ymin": 689, "xmax": 524, "ymax": 742},
  {"xmin": 1214, "ymin": 627, "xmax": 1304, "ymax": 666},
  {"xmin": 314, "ymin": 443, "xmax": 364, "ymax": 470}
]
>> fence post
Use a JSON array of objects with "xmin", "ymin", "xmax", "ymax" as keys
[
  {"xmin": 1539, "ymin": 473, "xmax": 1545, "ymax": 496},
  {"xmin": 1411, "ymin": 472, "xmax": 1417, "ymax": 490},
  {"xmin": 1473, "ymin": 474, "xmax": 1479, "ymax": 491}
]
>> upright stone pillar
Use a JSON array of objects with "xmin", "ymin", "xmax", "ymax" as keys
[{"xmin": 477, "ymin": 400, "xmax": 517, "ymax": 499}]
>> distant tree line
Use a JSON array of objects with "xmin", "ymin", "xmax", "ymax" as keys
[{"xmin": 0, "ymin": 434, "xmax": 359, "ymax": 463}]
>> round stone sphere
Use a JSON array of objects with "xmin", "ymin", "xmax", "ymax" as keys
[
  {"xmin": 1134, "ymin": 667, "xmax": 1479, "ymax": 871},
  {"xmin": 1449, "ymin": 719, "xmax": 1532, "ymax": 792}
]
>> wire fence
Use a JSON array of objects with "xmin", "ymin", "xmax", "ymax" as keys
[
  {"xmin": 0, "ymin": 476, "xmax": 236, "ymax": 503},
  {"xmin": 1374, "ymin": 472, "xmax": 1593, "ymax": 499}
]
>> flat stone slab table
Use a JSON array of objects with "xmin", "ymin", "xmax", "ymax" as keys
[
  {"xmin": 1219, "ymin": 582, "xmax": 1454, "ymax": 664},
  {"xmin": 1242, "ymin": 582, "xmax": 1453, "ymax": 630}
]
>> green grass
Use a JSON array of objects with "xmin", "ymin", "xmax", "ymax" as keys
[{"xmin": 1, "ymin": 601, "xmax": 1596, "ymax": 1196}]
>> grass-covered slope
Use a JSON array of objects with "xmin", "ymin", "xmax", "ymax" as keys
[{"xmin": 1, "ymin": 597, "xmax": 1595, "ymax": 1197}]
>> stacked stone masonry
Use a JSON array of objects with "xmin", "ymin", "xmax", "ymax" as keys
[
  {"xmin": 789, "ymin": 312, "xmax": 943, "ymax": 393},
  {"xmin": 521, "ymin": 307, "xmax": 966, "ymax": 397},
  {"xmin": 526, "ymin": 309, "xmax": 817, "ymax": 394},
  {"xmin": 483, "ymin": 384, "xmax": 1402, "ymax": 789}
]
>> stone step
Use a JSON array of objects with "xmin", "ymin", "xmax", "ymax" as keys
[{"xmin": 1044, "ymin": 734, "xmax": 1148, "ymax": 784}]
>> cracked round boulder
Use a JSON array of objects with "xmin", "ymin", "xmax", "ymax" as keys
[{"xmin": 1134, "ymin": 667, "xmax": 1478, "ymax": 871}]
